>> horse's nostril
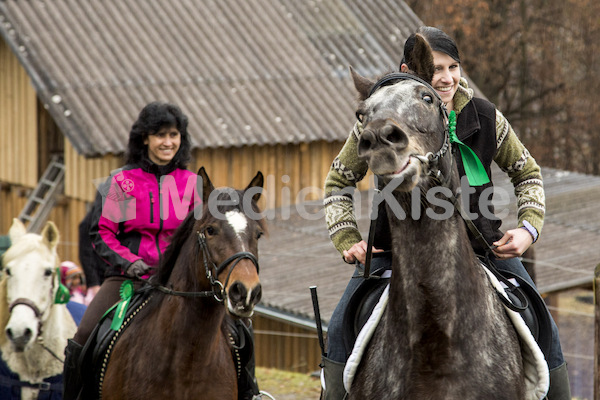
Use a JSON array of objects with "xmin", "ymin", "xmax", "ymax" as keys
[
  {"xmin": 228, "ymin": 282, "xmax": 247, "ymax": 304},
  {"xmin": 6, "ymin": 328, "xmax": 13, "ymax": 340},
  {"xmin": 251, "ymin": 284, "xmax": 262, "ymax": 305},
  {"xmin": 382, "ymin": 124, "xmax": 405, "ymax": 146},
  {"xmin": 23, "ymin": 328, "xmax": 32, "ymax": 341},
  {"xmin": 358, "ymin": 130, "xmax": 375, "ymax": 156}
]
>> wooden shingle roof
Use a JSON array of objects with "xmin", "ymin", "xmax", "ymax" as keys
[
  {"xmin": 0, "ymin": 0, "xmax": 424, "ymax": 157},
  {"xmin": 257, "ymin": 166, "xmax": 600, "ymax": 325}
]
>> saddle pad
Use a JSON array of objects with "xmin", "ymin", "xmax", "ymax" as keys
[
  {"xmin": 343, "ymin": 274, "xmax": 549, "ymax": 400},
  {"xmin": 481, "ymin": 265, "xmax": 549, "ymax": 400}
]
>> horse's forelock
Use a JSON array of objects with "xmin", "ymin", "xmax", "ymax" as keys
[{"xmin": 2, "ymin": 235, "xmax": 57, "ymax": 266}]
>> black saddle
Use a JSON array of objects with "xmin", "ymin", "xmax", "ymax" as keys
[
  {"xmin": 341, "ymin": 268, "xmax": 390, "ymax": 358},
  {"xmin": 494, "ymin": 268, "xmax": 553, "ymax": 360}
]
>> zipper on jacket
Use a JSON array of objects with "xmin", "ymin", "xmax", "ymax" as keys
[
  {"xmin": 149, "ymin": 191, "xmax": 154, "ymax": 223},
  {"xmin": 155, "ymin": 174, "xmax": 164, "ymax": 262}
]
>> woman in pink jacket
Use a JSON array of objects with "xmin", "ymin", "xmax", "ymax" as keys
[{"xmin": 64, "ymin": 102, "xmax": 199, "ymax": 399}]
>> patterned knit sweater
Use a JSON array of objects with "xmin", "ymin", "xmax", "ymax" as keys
[{"xmin": 324, "ymin": 78, "xmax": 545, "ymax": 257}]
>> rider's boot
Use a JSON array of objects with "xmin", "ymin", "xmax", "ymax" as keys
[
  {"xmin": 545, "ymin": 362, "xmax": 571, "ymax": 400},
  {"xmin": 63, "ymin": 338, "xmax": 84, "ymax": 400},
  {"xmin": 321, "ymin": 356, "xmax": 347, "ymax": 400}
]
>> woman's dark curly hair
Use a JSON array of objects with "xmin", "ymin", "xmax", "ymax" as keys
[{"xmin": 126, "ymin": 101, "xmax": 192, "ymax": 169}]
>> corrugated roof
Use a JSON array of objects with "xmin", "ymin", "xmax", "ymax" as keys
[
  {"xmin": 257, "ymin": 166, "xmax": 600, "ymax": 324},
  {"xmin": 0, "ymin": 0, "xmax": 426, "ymax": 156}
]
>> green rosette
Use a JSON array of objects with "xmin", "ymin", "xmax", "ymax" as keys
[
  {"xmin": 111, "ymin": 280, "xmax": 134, "ymax": 331},
  {"xmin": 448, "ymin": 110, "xmax": 490, "ymax": 186},
  {"xmin": 54, "ymin": 268, "xmax": 71, "ymax": 304}
]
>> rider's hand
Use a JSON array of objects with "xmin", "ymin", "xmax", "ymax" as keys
[
  {"xmin": 343, "ymin": 240, "xmax": 384, "ymax": 264},
  {"xmin": 492, "ymin": 228, "xmax": 533, "ymax": 259},
  {"xmin": 125, "ymin": 260, "xmax": 152, "ymax": 278}
]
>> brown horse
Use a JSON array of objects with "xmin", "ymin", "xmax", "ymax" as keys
[
  {"xmin": 345, "ymin": 34, "xmax": 525, "ymax": 399},
  {"xmin": 100, "ymin": 168, "xmax": 265, "ymax": 400}
]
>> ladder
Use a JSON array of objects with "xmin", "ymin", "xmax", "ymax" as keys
[{"xmin": 18, "ymin": 154, "xmax": 65, "ymax": 233}]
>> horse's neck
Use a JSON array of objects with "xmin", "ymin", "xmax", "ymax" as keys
[{"xmin": 386, "ymin": 205, "xmax": 485, "ymax": 342}]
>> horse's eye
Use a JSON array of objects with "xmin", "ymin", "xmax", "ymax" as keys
[
  {"xmin": 44, "ymin": 268, "xmax": 52, "ymax": 277},
  {"xmin": 5, "ymin": 268, "xmax": 10, "ymax": 276},
  {"xmin": 205, "ymin": 226, "xmax": 216, "ymax": 236},
  {"xmin": 355, "ymin": 110, "xmax": 364, "ymax": 123},
  {"xmin": 422, "ymin": 94, "xmax": 433, "ymax": 104},
  {"xmin": 256, "ymin": 231, "xmax": 263, "ymax": 240}
]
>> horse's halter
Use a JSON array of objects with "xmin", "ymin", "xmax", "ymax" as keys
[
  {"xmin": 155, "ymin": 229, "xmax": 259, "ymax": 303},
  {"xmin": 6, "ymin": 267, "xmax": 60, "ymax": 336},
  {"xmin": 367, "ymin": 72, "xmax": 453, "ymax": 187}
]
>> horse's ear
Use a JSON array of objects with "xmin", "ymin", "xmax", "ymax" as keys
[
  {"xmin": 349, "ymin": 66, "xmax": 374, "ymax": 101},
  {"xmin": 41, "ymin": 221, "xmax": 60, "ymax": 251},
  {"xmin": 406, "ymin": 33, "xmax": 434, "ymax": 84},
  {"xmin": 8, "ymin": 218, "xmax": 26, "ymax": 243},
  {"xmin": 245, "ymin": 171, "xmax": 264, "ymax": 204},
  {"xmin": 197, "ymin": 167, "xmax": 215, "ymax": 205}
]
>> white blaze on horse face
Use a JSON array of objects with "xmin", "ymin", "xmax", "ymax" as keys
[{"xmin": 225, "ymin": 210, "xmax": 248, "ymax": 251}]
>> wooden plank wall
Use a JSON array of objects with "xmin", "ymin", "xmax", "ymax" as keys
[
  {"xmin": 0, "ymin": 40, "xmax": 37, "ymax": 187},
  {"xmin": 193, "ymin": 141, "xmax": 370, "ymax": 211},
  {"xmin": 253, "ymin": 314, "xmax": 321, "ymax": 374},
  {"xmin": 63, "ymin": 139, "xmax": 365, "ymax": 207}
]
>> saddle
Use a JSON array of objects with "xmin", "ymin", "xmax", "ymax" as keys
[
  {"xmin": 341, "ymin": 267, "xmax": 390, "ymax": 358},
  {"xmin": 340, "ymin": 260, "xmax": 553, "ymax": 362}
]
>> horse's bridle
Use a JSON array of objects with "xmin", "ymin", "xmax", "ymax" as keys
[
  {"xmin": 154, "ymin": 230, "xmax": 259, "ymax": 302},
  {"xmin": 367, "ymin": 72, "xmax": 452, "ymax": 185}
]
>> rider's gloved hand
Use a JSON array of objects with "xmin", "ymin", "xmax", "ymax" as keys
[{"xmin": 125, "ymin": 260, "xmax": 152, "ymax": 278}]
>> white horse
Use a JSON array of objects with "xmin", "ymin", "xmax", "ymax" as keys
[{"xmin": 0, "ymin": 219, "xmax": 77, "ymax": 400}]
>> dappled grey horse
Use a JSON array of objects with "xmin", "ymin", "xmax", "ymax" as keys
[{"xmin": 346, "ymin": 34, "xmax": 524, "ymax": 400}]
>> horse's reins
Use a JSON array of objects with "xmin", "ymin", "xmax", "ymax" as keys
[
  {"xmin": 154, "ymin": 230, "xmax": 259, "ymax": 302},
  {"xmin": 362, "ymin": 73, "xmax": 529, "ymax": 312}
]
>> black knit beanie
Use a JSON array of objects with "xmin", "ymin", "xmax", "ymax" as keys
[{"xmin": 401, "ymin": 26, "xmax": 460, "ymax": 70}]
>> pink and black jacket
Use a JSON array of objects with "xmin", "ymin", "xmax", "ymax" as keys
[{"xmin": 90, "ymin": 162, "xmax": 200, "ymax": 278}]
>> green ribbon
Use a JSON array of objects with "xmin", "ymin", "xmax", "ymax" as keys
[
  {"xmin": 448, "ymin": 110, "xmax": 490, "ymax": 186},
  {"xmin": 54, "ymin": 267, "xmax": 71, "ymax": 304},
  {"xmin": 110, "ymin": 280, "xmax": 134, "ymax": 331}
]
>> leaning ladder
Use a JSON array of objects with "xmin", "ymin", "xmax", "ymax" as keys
[{"xmin": 17, "ymin": 154, "xmax": 65, "ymax": 233}]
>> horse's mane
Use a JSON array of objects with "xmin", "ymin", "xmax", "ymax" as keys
[
  {"xmin": 152, "ymin": 188, "xmax": 267, "ymax": 286},
  {"xmin": 153, "ymin": 209, "xmax": 199, "ymax": 286}
]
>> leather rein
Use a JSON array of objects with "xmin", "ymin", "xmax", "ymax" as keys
[{"xmin": 153, "ymin": 230, "xmax": 259, "ymax": 303}]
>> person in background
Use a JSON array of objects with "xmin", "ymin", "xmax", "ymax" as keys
[
  {"xmin": 77, "ymin": 198, "xmax": 104, "ymax": 300},
  {"xmin": 59, "ymin": 261, "xmax": 90, "ymax": 305},
  {"xmin": 321, "ymin": 26, "xmax": 571, "ymax": 400}
]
